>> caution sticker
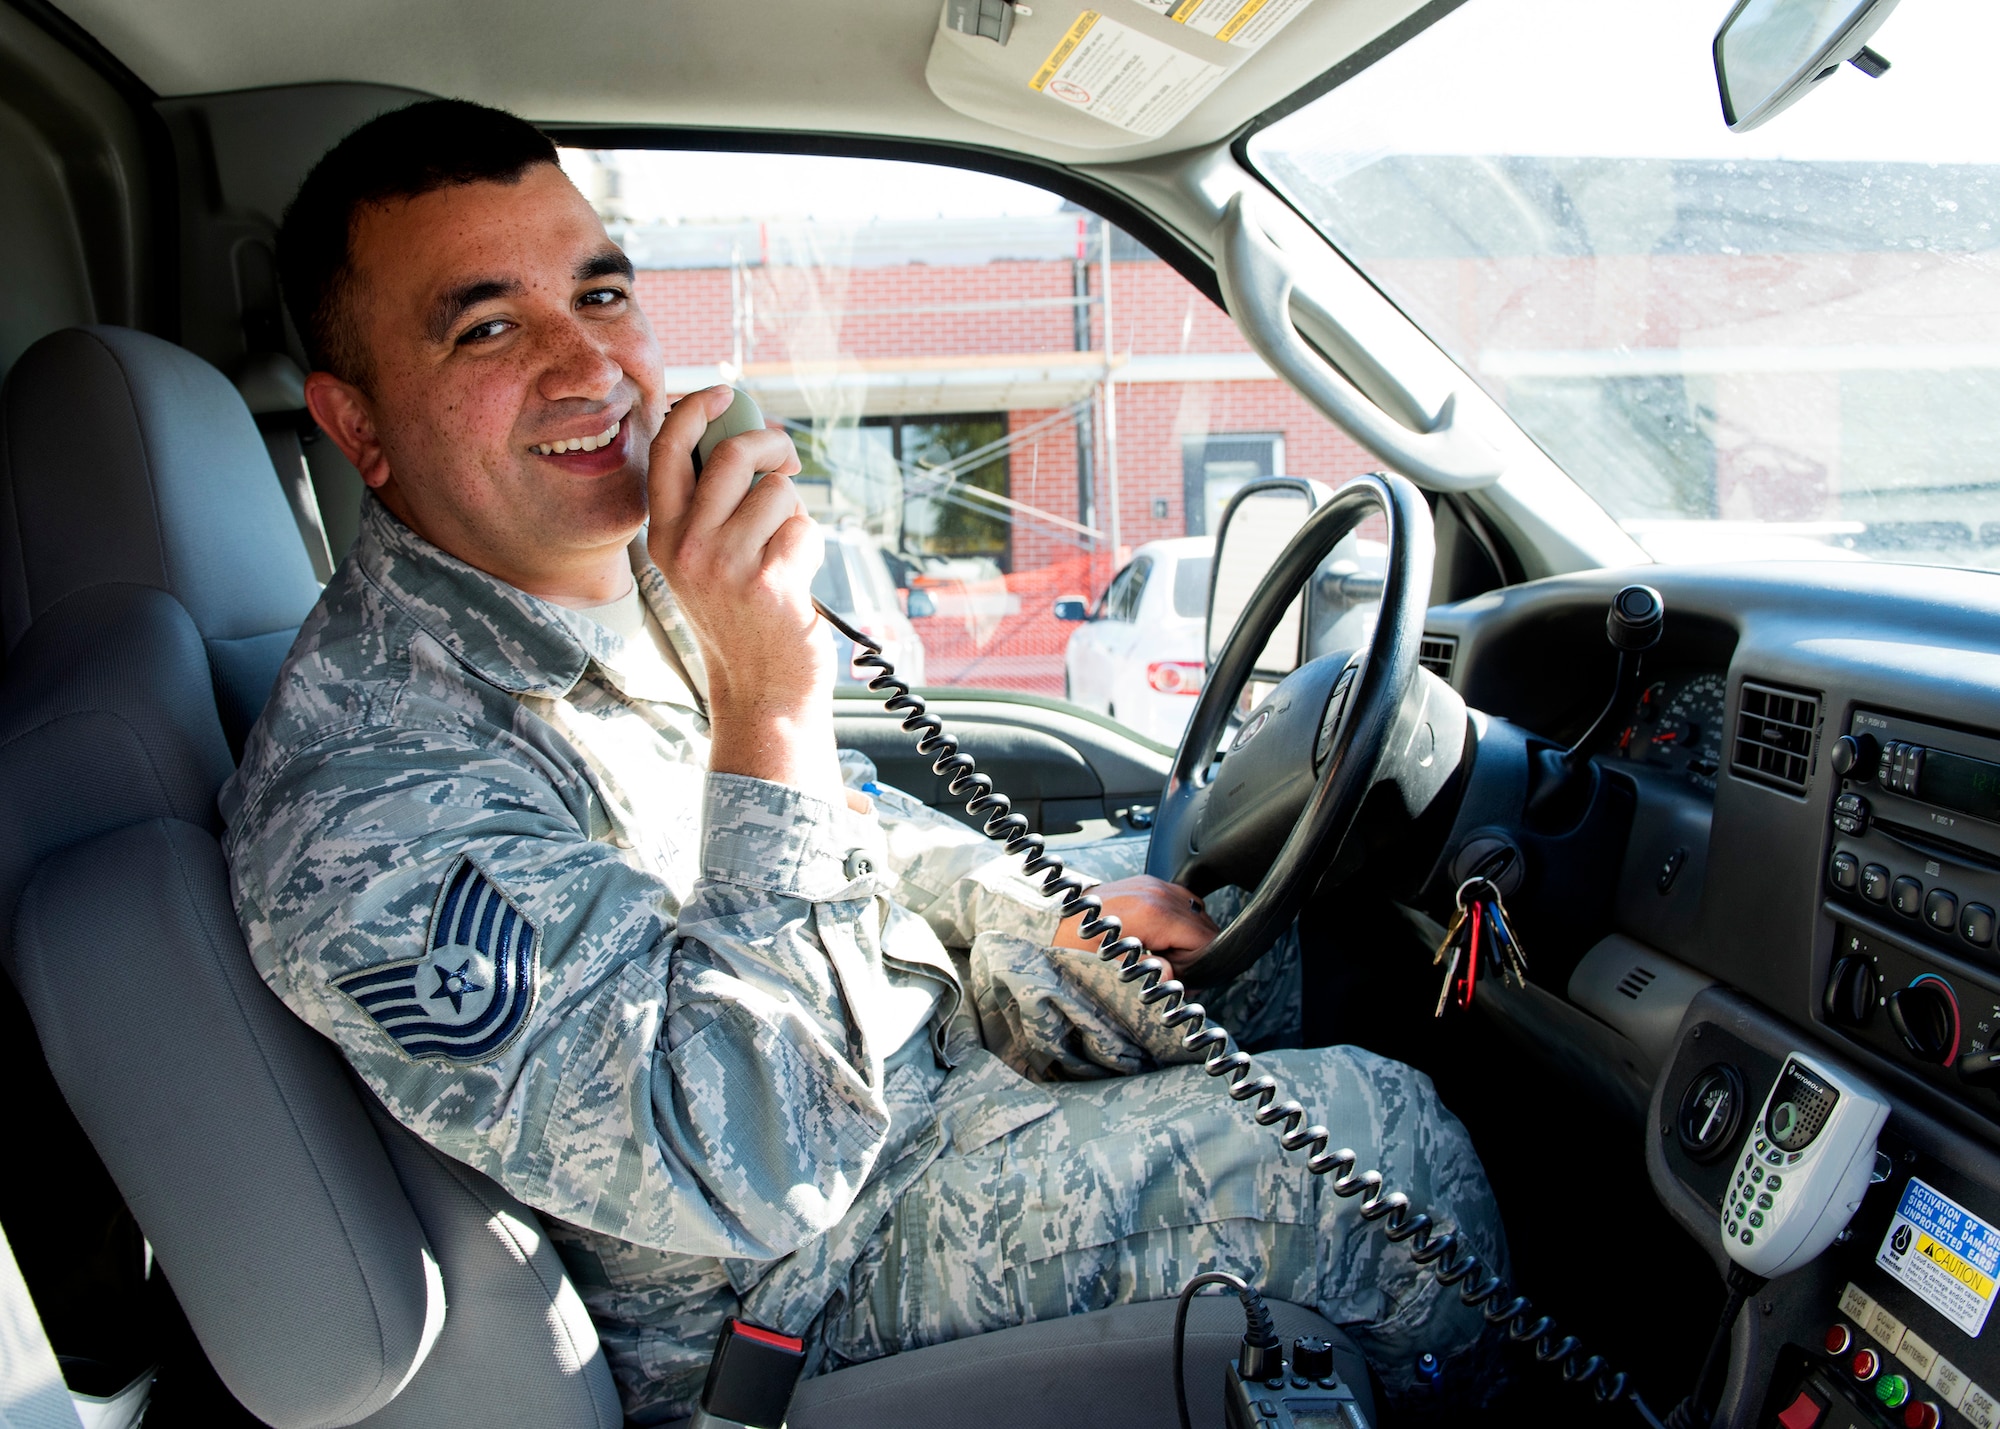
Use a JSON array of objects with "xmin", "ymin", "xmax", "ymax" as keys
[
  {"xmin": 1029, "ymin": 12, "xmax": 1229, "ymax": 137},
  {"xmin": 1877, "ymin": 1178, "xmax": 2000, "ymax": 1339},
  {"xmin": 1136, "ymin": 0, "xmax": 1312, "ymax": 49}
]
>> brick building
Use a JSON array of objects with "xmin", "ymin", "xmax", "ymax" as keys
[{"xmin": 617, "ymin": 210, "xmax": 1378, "ymax": 695}]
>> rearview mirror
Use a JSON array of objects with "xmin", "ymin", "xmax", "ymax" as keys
[
  {"xmin": 1207, "ymin": 479, "xmax": 1326, "ymax": 676},
  {"xmin": 1052, "ymin": 596, "xmax": 1089, "ymax": 622},
  {"xmin": 1713, "ymin": 0, "xmax": 1899, "ymax": 132},
  {"xmin": 906, "ymin": 588, "xmax": 937, "ymax": 619}
]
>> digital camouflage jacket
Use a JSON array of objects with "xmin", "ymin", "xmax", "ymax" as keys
[{"xmin": 219, "ymin": 496, "xmax": 1214, "ymax": 1406}]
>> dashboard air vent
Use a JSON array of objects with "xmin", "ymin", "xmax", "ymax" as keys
[
  {"xmin": 1732, "ymin": 680, "xmax": 1820, "ymax": 793},
  {"xmin": 1616, "ymin": 966, "xmax": 1656, "ymax": 1000},
  {"xmin": 1418, "ymin": 634, "xmax": 1458, "ymax": 684}
]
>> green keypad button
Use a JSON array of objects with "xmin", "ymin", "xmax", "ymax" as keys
[
  {"xmin": 1741, "ymin": 1229, "xmax": 1755, "ymax": 1245},
  {"xmin": 1766, "ymin": 1176, "xmax": 1782, "ymax": 1191},
  {"xmin": 1757, "ymin": 1194, "xmax": 1773, "ymax": 1210},
  {"xmin": 1748, "ymin": 1211, "xmax": 1764, "ymax": 1228},
  {"xmin": 1752, "ymin": 1166, "xmax": 1764, "ymax": 1182}
]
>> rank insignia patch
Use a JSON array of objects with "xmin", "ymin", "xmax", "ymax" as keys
[{"xmin": 332, "ymin": 857, "xmax": 538, "ymax": 1064}]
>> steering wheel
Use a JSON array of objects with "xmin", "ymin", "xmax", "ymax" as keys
[{"xmin": 1144, "ymin": 472, "xmax": 1451, "ymax": 987}]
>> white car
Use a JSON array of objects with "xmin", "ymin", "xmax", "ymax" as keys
[
  {"xmin": 814, "ymin": 528, "xmax": 926, "ymax": 689},
  {"xmin": 1057, "ymin": 537, "xmax": 1212, "ymax": 746}
]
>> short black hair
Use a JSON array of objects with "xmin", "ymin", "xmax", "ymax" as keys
[{"xmin": 278, "ymin": 99, "xmax": 560, "ymax": 384}]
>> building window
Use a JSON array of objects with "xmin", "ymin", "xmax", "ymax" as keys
[
  {"xmin": 898, "ymin": 415, "xmax": 1011, "ymax": 569},
  {"xmin": 796, "ymin": 412, "xmax": 1013, "ymax": 572},
  {"xmin": 1182, "ymin": 433, "xmax": 1285, "ymax": 536}
]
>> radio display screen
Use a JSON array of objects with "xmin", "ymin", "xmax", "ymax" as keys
[{"xmin": 1917, "ymin": 748, "xmax": 2000, "ymax": 825}]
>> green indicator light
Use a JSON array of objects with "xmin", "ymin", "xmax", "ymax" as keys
[{"xmin": 1876, "ymin": 1374, "xmax": 1910, "ymax": 1408}]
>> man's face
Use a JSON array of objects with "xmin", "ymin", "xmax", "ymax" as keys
[{"xmin": 323, "ymin": 162, "xmax": 666, "ymax": 589}]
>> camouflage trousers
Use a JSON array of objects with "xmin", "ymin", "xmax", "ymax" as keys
[{"xmin": 812, "ymin": 1045, "xmax": 1509, "ymax": 1420}]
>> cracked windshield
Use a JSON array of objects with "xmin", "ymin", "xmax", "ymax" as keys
[
  {"xmin": 1250, "ymin": 0, "xmax": 2000, "ymax": 569},
  {"xmin": 564, "ymin": 147, "xmax": 1381, "ymax": 750}
]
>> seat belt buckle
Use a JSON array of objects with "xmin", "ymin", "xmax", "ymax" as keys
[{"xmin": 688, "ymin": 1318, "xmax": 807, "ymax": 1429}]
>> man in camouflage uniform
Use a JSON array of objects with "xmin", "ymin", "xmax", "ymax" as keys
[{"xmin": 223, "ymin": 100, "xmax": 1507, "ymax": 1423}]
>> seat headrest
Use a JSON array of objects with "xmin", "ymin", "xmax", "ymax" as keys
[{"xmin": 0, "ymin": 326, "xmax": 320, "ymax": 656}]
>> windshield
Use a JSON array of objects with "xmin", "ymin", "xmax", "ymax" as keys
[{"xmin": 1248, "ymin": 0, "xmax": 2000, "ymax": 569}]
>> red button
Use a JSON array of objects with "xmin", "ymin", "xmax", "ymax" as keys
[
  {"xmin": 1852, "ymin": 1348, "xmax": 1880, "ymax": 1381},
  {"xmin": 1824, "ymin": 1323, "xmax": 1853, "ymax": 1355},
  {"xmin": 1904, "ymin": 1401, "xmax": 1942, "ymax": 1429},
  {"xmin": 1779, "ymin": 1388, "xmax": 1826, "ymax": 1429}
]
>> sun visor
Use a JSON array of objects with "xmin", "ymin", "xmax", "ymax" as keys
[{"xmin": 926, "ymin": 0, "xmax": 1316, "ymax": 149}]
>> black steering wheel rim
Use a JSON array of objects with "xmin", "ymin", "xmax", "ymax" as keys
[{"xmin": 1145, "ymin": 472, "xmax": 1434, "ymax": 987}]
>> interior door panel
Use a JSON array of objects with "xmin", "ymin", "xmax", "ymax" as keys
[{"xmin": 834, "ymin": 695, "xmax": 1172, "ymax": 840}]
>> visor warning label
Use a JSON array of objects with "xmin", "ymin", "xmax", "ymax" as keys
[
  {"xmin": 1030, "ymin": 12, "xmax": 1228, "ymax": 138},
  {"xmin": 1878, "ymin": 1177, "xmax": 2000, "ymax": 1339},
  {"xmin": 1139, "ymin": 0, "xmax": 1311, "ymax": 49}
]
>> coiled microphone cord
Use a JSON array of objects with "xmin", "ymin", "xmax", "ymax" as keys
[{"xmin": 814, "ymin": 598, "xmax": 1665, "ymax": 1424}]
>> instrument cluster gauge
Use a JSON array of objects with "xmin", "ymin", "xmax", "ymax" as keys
[
  {"xmin": 1677, "ymin": 1062, "xmax": 1746, "ymax": 1163},
  {"xmin": 1615, "ymin": 671, "xmax": 1728, "ymax": 791}
]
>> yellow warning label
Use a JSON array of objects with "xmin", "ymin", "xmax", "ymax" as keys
[
  {"xmin": 1148, "ymin": 0, "xmax": 1307, "ymax": 48},
  {"xmin": 1025, "ymin": 11, "xmax": 1229, "ymax": 136},
  {"xmin": 1215, "ymin": 0, "xmax": 1271, "ymax": 43},
  {"xmin": 1919, "ymin": 1233, "xmax": 1998, "ymax": 1299},
  {"xmin": 1031, "ymin": 11, "xmax": 1100, "ymax": 92}
]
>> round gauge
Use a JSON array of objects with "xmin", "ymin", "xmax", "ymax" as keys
[
  {"xmin": 1664, "ymin": 673, "xmax": 1728, "ymax": 786},
  {"xmin": 1676, "ymin": 1063, "xmax": 1746, "ymax": 1163},
  {"xmin": 1615, "ymin": 681, "xmax": 1668, "ymax": 759}
]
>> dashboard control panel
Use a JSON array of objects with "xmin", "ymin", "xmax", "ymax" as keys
[
  {"xmin": 1827, "ymin": 710, "xmax": 2000, "ymax": 966},
  {"xmin": 1661, "ymin": 1002, "xmax": 2000, "ymax": 1429},
  {"xmin": 1824, "ymin": 922, "xmax": 2000, "ymax": 1114}
]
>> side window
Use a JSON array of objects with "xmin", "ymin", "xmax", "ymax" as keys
[
  {"xmin": 1098, "ymin": 563, "xmax": 1136, "ymax": 620},
  {"xmin": 1172, "ymin": 557, "xmax": 1212, "ymax": 619},
  {"xmin": 562, "ymin": 148, "xmax": 1383, "ymax": 743},
  {"xmin": 1120, "ymin": 557, "xmax": 1154, "ymax": 621}
]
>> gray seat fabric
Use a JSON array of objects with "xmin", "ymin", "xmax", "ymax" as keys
[
  {"xmin": 10, "ymin": 812, "xmax": 443, "ymax": 1426},
  {"xmin": 0, "ymin": 329, "xmax": 621, "ymax": 1427},
  {"xmin": 0, "ymin": 325, "xmax": 322, "ymax": 748},
  {"xmin": 0, "ymin": 586, "xmax": 620, "ymax": 1427},
  {"xmin": 357, "ymin": 1097, "xmax": 620, "ymax": 1429},
  {"xmin": 0, "ymin": 586, "xmax": 441, "ymax": 1424},
  {"xmin": 786, "ymin": 1296, "xmax": 1375, "ymax": 1429},
  {"xmin": 0, "ymin": 584, "xmax": 232, "ymax": 930}
]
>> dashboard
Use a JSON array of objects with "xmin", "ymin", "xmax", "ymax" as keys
[
  {"xmin": 1421, "ymin": 559, "xmax": 2000, "ymax": 1428},
  {"xmin": 1426, "ymin": 558, "xmax": 2000, "ymax": 1117}
]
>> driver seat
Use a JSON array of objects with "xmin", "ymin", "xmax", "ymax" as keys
[{"xmin": 0, "ymin": 326, "xmax": 1373, "ymax": 1429}]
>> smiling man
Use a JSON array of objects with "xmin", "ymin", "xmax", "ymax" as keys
[{"xmin": 221, "ymin": 99, "xmax": 1507, "ymax": 1424}]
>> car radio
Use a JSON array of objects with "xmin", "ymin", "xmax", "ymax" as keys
[{"xmin": 1826, "ymin": 710, "xmax": 2000, "ymax": 962}]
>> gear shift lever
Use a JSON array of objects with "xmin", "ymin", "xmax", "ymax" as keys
[
  {"xmin": 1524, "ymin": 584, "xmax": 1664, "ymax": 829},
  {"xmin": 1570, "ymin": 584, "xmax": 1664, "ymax": 754}
]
